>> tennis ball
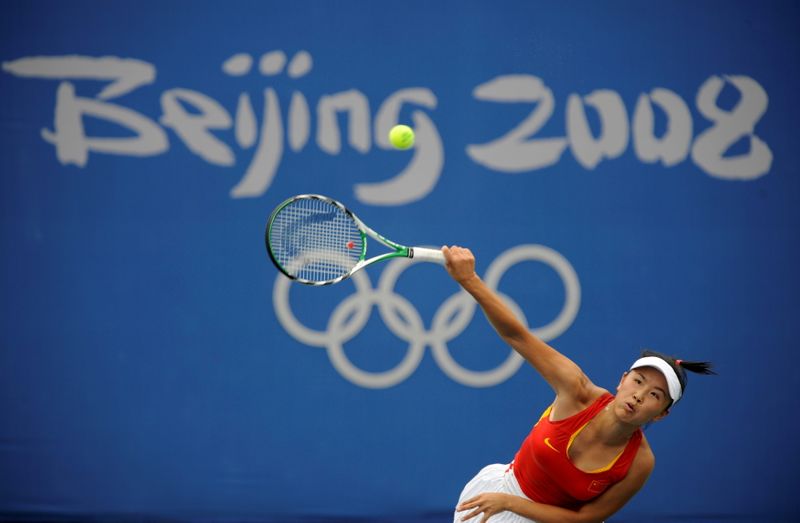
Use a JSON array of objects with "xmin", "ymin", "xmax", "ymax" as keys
[{"xmin": 389, "ymin": 124, "xmax": 415, "ymax": 150}]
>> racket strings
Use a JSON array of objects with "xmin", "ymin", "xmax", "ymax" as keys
[{"xmin": 269, "ymin": 198, "xmax": 363, "ymax": 282}]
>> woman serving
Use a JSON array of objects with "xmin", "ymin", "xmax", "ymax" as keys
[{"xmin": 442, "ymin": 246, "xmax": 715, "ymax": 523}]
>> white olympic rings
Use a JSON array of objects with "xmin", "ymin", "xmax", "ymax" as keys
[{"xmin": 272, "ymin": 244, "xmax": 581, "ymax": 388}]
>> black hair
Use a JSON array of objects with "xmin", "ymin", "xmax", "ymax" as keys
[{"xmin": 640, "ymin": 349, "xmax": 716, "ymax": 408}]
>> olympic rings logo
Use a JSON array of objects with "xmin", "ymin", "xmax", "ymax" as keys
[{"xmin": 272, "ymin": 244, "xmax": 581, "ymax": 388}]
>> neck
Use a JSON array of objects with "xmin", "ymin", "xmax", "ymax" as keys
[{"xmin": 595, "ymin": 401, "xmax": 640, "ymax": 446}]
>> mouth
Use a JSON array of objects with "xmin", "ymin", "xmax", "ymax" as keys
[{"xmin": 624, "ymin": 402, "xmax": 635, "ymax": 414}]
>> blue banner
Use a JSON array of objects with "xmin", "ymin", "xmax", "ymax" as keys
[{"xmin": 1, "ymin": 1, "xmax": 798, "ymax": 521}]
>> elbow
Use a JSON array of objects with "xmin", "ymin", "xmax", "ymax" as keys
[
  {"xmin": 572, "ymin": 507, "xmax": 608, "ymax": 523},
  {"xmin": 501, "ymin": 325, "xmax": 536, "ymax": 346},
  {"xmin": 542, "ymin": 512, "xmax": 593, "ymax": 523},
  {"xmin": 570, "ymin": 513, "xmax": 601, "ymax": 523},
  {"xmin": 500, "ymin": 330, "xmax": 526, "ymax": 346}
]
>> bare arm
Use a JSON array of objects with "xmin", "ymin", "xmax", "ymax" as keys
[
  {"xmin": 442, "ymin": 245, "xmax": 594, "ymax": 400},
  {"xmin": 457, "ymin": 448, "xmax": 655, "ymax": 523}
]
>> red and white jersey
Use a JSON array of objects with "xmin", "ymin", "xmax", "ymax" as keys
[{"xmin": 511, "ymin": 393, "xmax": 643, "ymax": 510}]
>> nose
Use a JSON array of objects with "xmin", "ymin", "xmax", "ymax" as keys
[{"xmin": 633, "ymin": 393, "xmax": 642, "ymax": 404}]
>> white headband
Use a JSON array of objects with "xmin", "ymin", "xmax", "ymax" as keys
[{"xmin": 629, "ymin": 356, "xmax": 682, "ymax": 404}]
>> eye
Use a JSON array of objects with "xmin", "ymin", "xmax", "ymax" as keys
[
  {"xmin": 634, "ymin": 379, "xmax": 642, "ymax": 384},
  {"xmin": 650, "ymin": 392, "xmax": 661, "ymax": 400}
]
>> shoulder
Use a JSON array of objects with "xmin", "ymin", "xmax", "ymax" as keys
[
  {"xmin": 550, "ymin": 384, "xmax": 610, "ymax": 421},
  {"xmin": 584, "ymin": 383, "xmax": 611, "ymax": 404},
  {"xmin": 631, "ymin": 435, "xmax": 655, "ymax": 476},
  {"xmin": 574, "ymin": 382, "xmax": 611, "ymax": 409}
]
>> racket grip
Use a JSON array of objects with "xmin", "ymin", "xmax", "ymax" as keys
[{"xmin": 410, "ymin": 247, "xmax": 445, "ymax": 264}]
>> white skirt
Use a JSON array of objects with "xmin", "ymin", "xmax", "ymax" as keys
[{"xmin": 453, "ymin": 463, "xmax": 538, "ymax": 523}]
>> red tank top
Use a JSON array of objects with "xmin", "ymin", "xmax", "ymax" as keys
[{"xmin": 511, "ymin": 393, "xmax": 642, "ymax": 510}]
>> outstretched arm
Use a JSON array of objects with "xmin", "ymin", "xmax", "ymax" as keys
[{"xmin": 442, "ymin": 245, "xmax": 594, "ymax": 400}]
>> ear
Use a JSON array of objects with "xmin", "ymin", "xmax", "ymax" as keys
[{"xmin": 651, "ymin": 408, "xmax": 670, "ymax": 423}]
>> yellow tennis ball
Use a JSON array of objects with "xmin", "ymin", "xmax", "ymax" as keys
[{"xmin": 389, "ymin": 124, "xmax": 415, "ymax": 150}]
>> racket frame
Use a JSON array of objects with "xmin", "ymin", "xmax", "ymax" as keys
[{"xmin": 266, "ymin": 194, "xmax": 442, "ymax": 285}]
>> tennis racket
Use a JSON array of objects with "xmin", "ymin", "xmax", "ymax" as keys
[{"xmin": 265, "ymin": 194, "xmax": 445, "ymax": 285}]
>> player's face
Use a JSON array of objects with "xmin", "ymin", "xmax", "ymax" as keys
[{"xmin": 614, "ymin": 367, "xmax": 672, "ymax": 424}]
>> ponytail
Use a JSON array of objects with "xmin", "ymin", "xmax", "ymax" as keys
[
  {"xmin": 640, "ymin": 350, "xmax": 716, "ymax": 406},
  {"xmin": 675, "ymin": 358, "xmax": 717, "ymax": 376}
]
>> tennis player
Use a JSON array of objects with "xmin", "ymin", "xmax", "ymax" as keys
[{"xmin": 442, "ymin": 246, "xmax": 715, "ymax": 523}]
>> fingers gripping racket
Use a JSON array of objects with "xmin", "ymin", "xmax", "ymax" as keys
[{"xmin": 265, "ymin": 194, "xmax": 445, "ymax": 285}]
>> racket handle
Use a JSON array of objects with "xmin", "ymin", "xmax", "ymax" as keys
[{"xmin": 409, "ymin": 247, "xmax": 445, "ymax": 264}]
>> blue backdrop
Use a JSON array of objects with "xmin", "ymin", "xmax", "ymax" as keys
[{"xmin": 1, "ymin": 1, "xmax": 799, "ymax": 521}]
